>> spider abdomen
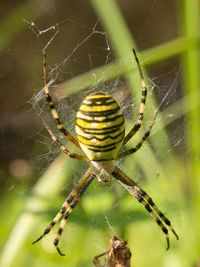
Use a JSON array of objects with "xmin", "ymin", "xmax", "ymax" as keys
[{"xmin": 75, "ymin": 92, "xmax": 125, "ymax": 161}]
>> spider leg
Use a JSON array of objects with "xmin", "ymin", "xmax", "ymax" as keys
[
  {"xmin": 32, "ymin": 167, "xmax": 96, "ymax": 255},
  {"xmin": 43, "ymin": 119, "xmax": 89, "ymax": 161},
  {"xmin": 123, "ymin": 49, "xmax": 148, "ymax": 145},
  {"xmin": 117, "ymin": 111, "xmax": 157, "ymax": 158},
  {"xmin": 43, "ymin": 51, "xmax": 80, "ymax": 148},
  {"xmin": 112, "ymin": 166, "xmax": 179, "ymax": 249}
]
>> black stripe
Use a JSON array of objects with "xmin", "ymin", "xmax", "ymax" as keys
[
  {"xmin": 89, "ymin": 146, "xmax": 116, "ymax": 152},
  {"xmin": 163, "ymin": 218, "xmax": 171, "ymax": 226},
  {"xmin": 60, "ymin": 207, "xmax": 66, "ymax": 214},
  {"xmin": 142, "ymin": 90, "xmax": 147, "ymax": 96},
  {"xmin": 53, "ymin": 239, "xmax": 59, "ymax": 246},
  {"xmin": 46, "ymin": 94, "xmax": 52, "ymax": 102},
  {"xmin": 77, "ymin": 131, "xmax": 124, "ymax": 141},
  {"xmin": 162, "ymin": 226, "xmax": 168, "ymax": 234},
  {"xmin": 57, "ymin": 228, "xmax": 63, "ymax": 235},
  {"xmin": 67, "ymin": 195, "xmax": 74, "ymax": 204},
  {"xmin": 55, "ymin": 117, "xmax": 61, "ymax": 124},
  {"xmin": 49, "ymin": 103, "xmax": 55, "ymax": 109},
  {"xmin": 156, "ymin": 219, "xmax": 163, "ymax": 226},
  {"xmin": 129, "ymin": 124, "xmax": 140, "ymax": 132},
  {"xmin": 145, "ymin": 204, "xmax": 152, "ymax": 213},
  {"xmin": 44, "ymin": 227, "xmax": 51, "ymax": 234},
  {"xmin": 147, "ymin": 197, "xmax": 154, "ymax": 206},
  {"xmin": 141, "ymin": 98, "xmax": 146, "ymax": 104},
  {"xmin": 81, "ymin": 137, "xmax": 124, "ymax": 149},
  {"xmin": 92, "ymin": 158, "xmax": 114, "ymax": 162},
  {"xmin": 59, "ymin": 127, "xmax": 66, "ymax": 134},
  {"xmin": 79, "ymin": 107, "xmax": 120, "ymax": 117},
  {"xmin": 69, "ymin": 200, "xmax": 78, "ymax": 209},
  {"xmin": 85, "ymin": 96, "xmax": 113, "ymax": 102}
]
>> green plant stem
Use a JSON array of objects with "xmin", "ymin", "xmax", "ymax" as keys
[
  {"xmin": 181, "ymin": 0, "xmax": 200, "ymax": 249},
  {"xmin": 55, "ymin": 36, "xmax": 199, "ymax": 99}
]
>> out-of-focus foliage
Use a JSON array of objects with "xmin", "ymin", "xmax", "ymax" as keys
[{"xmin": 0, "ymin": 0, "xmax": 199, "ymax": 267}]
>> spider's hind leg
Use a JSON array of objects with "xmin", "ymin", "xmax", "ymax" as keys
[
  {"xmin": 32, "ymin": 168, "xmax": 96, "ymax": 256},
  {"xmin": 136, "ymin": 189, "xmax": 177, "ymax": 250},
  {"xmin": 112, "ymin": 166, "xmax": 179, "ymax": 249},
  {"xmin": 32, "ymin": 207, "xmax": 65, "ymax": 244},
  {"xmin": 142, "ymin": 192, "xmax": 179, "ymax": 241}
]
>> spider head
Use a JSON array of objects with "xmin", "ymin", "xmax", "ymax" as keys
[{"xmin": 91, "ymin": 160, "xmax": 116, "ymax": 184}]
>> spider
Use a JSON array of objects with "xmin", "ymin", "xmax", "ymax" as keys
[{"xmin": 32, "ymin": 49, "xmax": 179, "ymax": 256}]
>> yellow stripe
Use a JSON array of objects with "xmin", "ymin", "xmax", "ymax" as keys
[
  {"xmin": 76, "ymin": 116, "xmax": 124, "ymax": 129},
  {"xmin": 80, "ymin": 103, "xmax": 118, "ymax": 112},
  {"xmin": 77, "ymin": 132, "xmax": 124, "ymax": 146}
]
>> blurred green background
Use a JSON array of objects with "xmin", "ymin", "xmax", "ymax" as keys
[{"xmin": 0, "ymin": 0, "xmax": 199, "ymax": 266}]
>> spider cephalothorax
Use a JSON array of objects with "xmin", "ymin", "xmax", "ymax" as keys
[{"xmin": 32, "ymin": 49, "xmax": 178, "ymax": 256}]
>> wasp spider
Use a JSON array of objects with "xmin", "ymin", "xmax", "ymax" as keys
[{"xmin": 33, "ymin": 49, "xmax": 179, "ymax": 256}]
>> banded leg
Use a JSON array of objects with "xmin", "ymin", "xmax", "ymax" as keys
[
  {"xmin": 32, "ymin": 167, "xmax": 96, "ymax": 256},
  {"xmin": 117, "ymin": 111, "xmax": 157, "ymax": 159},
  {"xmin": 43, "ymin": 118, "xmax": 89, "ymax": 161},
  {"xmin": 112, "ymin": 166, "xmax": 179, "ymax": 249},
  {"xmin": 123, "ymin": 49, "xmax": 148, "ymax": 145},
  {"xmin": 43, "ymin": 51, "xmax": 80, "ymax": 148}
]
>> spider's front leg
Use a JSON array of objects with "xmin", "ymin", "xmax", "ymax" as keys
[
  {"xmin": 123, "ymin": 49, "xmax": 148, "ymax": 145},
  {"xmin": 42, "ymin": 51, "xmax": 80, "ymax": 148},
  {"xmin": 32, "ymin": 167, "xmax": 96, "ymax": 256},
  {"xmin": 112, "ymin": 166, "xmax": 179, "ymax": 249}
]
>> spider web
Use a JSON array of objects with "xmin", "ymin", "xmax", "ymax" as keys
[
  {"xmin": 28, "ymin": 18, "xmax": 133, "ymax": 170},
  {"xmin": 24, "ymin": 18, "xmax": 149, "ymax": 254},
  {"xmin": 26, "ymin": 13, "xmax": 183, "ymax": 248},
  {"xmin": 28, "ymin": 9, "xmax": 184, "ymax": 222},
  {"xmin": 0, "ymin": 2, "xmax": 186, "ymax": 266},
  {"xmin": 27, "ymin": 17, "xmax": 128, "ymax": 238}
]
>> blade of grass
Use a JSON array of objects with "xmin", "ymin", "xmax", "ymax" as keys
[
  {"xmin": 181, "ymin": 0, "xmax": 200, "ymax": 252},
  {"xmin": 90, "ymin": 0, "xmax": 149, "ymax": 107},
  {"xmin": 55, "ymin": 36, "xmax": 199, "ymax": 99},
  {"xmin": 87, "ymin": 0, "xmax": 175, "ymax": 178}
]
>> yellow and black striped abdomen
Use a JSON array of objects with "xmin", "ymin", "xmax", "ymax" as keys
[{"xmin": 75, "ymin": 92, "xmax": 125, "ymax": 161}]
